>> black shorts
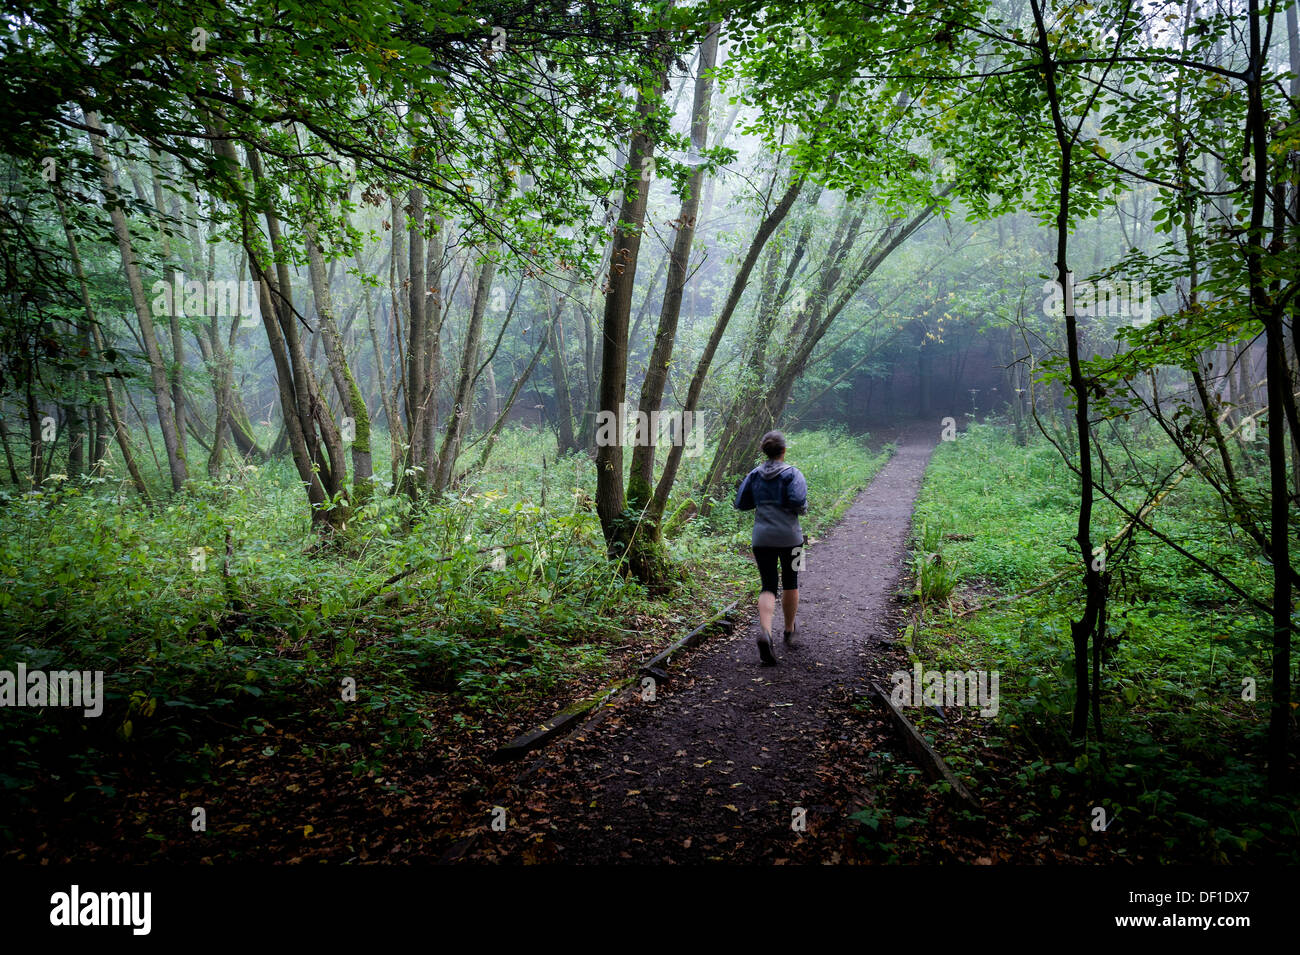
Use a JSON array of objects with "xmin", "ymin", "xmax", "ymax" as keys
[{"xmin": 752, "ymin": 545, "xmax": 800, "ymax": 595}]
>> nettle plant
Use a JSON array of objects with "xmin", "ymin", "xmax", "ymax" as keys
[{"xmin": 912, "ymin": 521, "xmax": 959, "ymax": 605}]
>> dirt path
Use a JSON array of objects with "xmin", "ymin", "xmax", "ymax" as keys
[{"xmin": 459, "ymin": 425, "xmax": 939, "ymax": 863}]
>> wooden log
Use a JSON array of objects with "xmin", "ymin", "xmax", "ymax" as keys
[
  {"xmin": 868, "ymin": 681, "xmax": 979, "ymax": 807},
  {"xmin": 639, "ymin": 600, "xmax": 739, "ymax": 677},
  {"xmin": 489, "ymin": 601, "xmax": 739, "ymax": 765},
  {"xmin": 490, "ymin": 681, "xmax": 630, "ymax": 763}
]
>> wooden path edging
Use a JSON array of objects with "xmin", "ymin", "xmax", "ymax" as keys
[
  {"xmin": 490, "ymin": 600, "xmax": 741, "ymax": 764},
  {"xmin": 439, "ymin": 600, "xmax": 743, "ymax": 863},
  {"xmin": 868, "ymin": 681, "xmax": 980, "ymax": 808}
]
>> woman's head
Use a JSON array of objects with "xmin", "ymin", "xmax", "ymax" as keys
[{"xmin": 760, "ymin": 430, "xmax": 787, "ymax": 460}]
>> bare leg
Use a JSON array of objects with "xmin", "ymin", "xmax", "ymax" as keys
[
  {"xmin": 758, "ymin": 590, "xmax": 777, "ymax": 636},
  {"xmin": 782, "ymin": 588, "xmax": 799, "ymax": 633}
]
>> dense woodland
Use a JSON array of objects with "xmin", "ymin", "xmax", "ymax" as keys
[{"xmin": 0, "ymin": 0, "xmax": 1297, "ymax": 865}]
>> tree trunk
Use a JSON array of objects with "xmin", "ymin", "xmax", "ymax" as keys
[
  {"xmin": 54, "ymin": 190, "xmax": 150, "ymax": 499},
  {"xmin": 85, "ymin": 108, "xmax": 187, "ymax": 491},
  {"xmin": 628, "ymin": 24, "xmax": 719, "ymax": 535},
  {"xmin": 1031, "ymin": 0, "xmax": 1105, "ymax": 742},
  {"xmin": 1245, "ymin": 0, "xmax": 1293, "ymax": 792},
  {"xmin": 305, "ymin": 223, "xmax": 374, "ymax": 503},
  {"xmin": 149, "ymin": 153, "xmax": 187, "ymax": 471},
  {"xmin": 548, "ymin": 292, "xmax": 580, "ymax": 453},
  {"xmin": 435, "ymin": 240, "xmax": 499, "ymax": 492},
  {"xmin": 402, "ymin": 187, "xmax": 428, "ymax": 494},
  {"xmin": 207, "ymin": 113, "xmax": 346, "ymax": 529},
  {"xmin": 595, "ymin": 63, "xmax": 670, "ymax": 583},
  {"xmin": 650, "ymin": 173, "xmax": 807, "ymax": 525}
]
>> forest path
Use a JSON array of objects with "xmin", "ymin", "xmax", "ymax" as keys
[{"xmin": 458, "ymin": 423, "xmax": 939, "ymax": 863}]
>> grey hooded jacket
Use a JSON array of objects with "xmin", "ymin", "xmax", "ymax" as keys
[{"xmin": 733, "ymin": 459, "xmax": 808, "ymax": 547}]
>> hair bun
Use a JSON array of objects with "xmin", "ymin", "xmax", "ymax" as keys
[{"xmin": 760, "ymin": 430, "xmax": 786, "ymax": 459}]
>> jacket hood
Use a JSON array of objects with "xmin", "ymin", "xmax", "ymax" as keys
[{"xmin": 758, "ymin": 459, "xmax": 790, "ymax": 479}]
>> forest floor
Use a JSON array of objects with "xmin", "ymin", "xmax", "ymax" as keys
[
  {"xmin": 449, "ymin": 424, "xmax": 941, "ymax": 863},
  {"xmin": 10, "ymin": 423, "xmax": 1150, "ymax": 864}
]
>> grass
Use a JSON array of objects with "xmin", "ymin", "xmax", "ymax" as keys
[
  {"xmin": 0, "ymin": 421, "xmax": 887, "ymax": 854},
  {"xmin": 911, "ymin": 521, "xmax": 959, "ymax": 605},
  {"xmin": 874, "ymin": 419, "xmax": 1298, "ymax": 863}
]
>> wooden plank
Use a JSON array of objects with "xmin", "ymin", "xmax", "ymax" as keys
[
  {"xmin": 639, "ymin": 600, "xmax": 739, "ymax": 676},
  {"xmin": 512, "ymin": 683, "xmax": 640, "ymax": 783},
  {"xmin": 488, "ymin": 601, "xmax": 739, "ymax": 765},
  {"xmin": 868, "ymin": 681, "xmax": 980, "ymax": 807},
  {"xmin": 490, "ymin": 680, "xmax": 630, "ymax": 763}
]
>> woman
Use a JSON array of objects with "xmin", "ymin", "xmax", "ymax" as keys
[{"xmin": 733, "ymin": 430, "xmax": 807, "ymax": 666}]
